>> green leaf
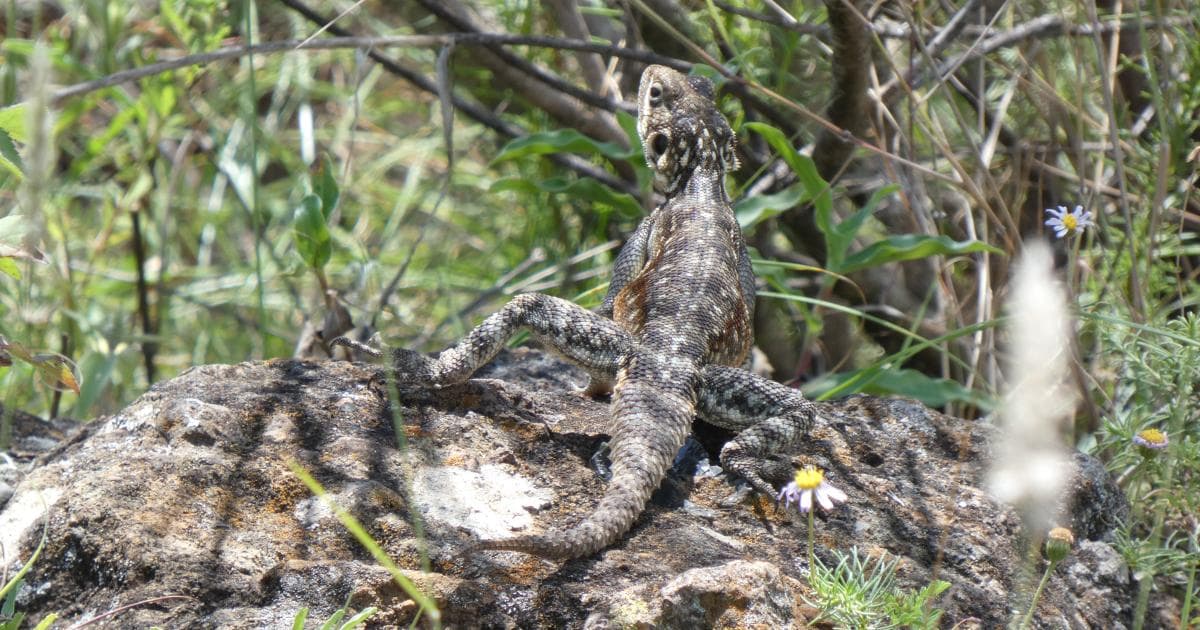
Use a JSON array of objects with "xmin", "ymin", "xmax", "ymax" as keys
[
  {"xmin": 616, "ymin": 110, "xmax": 640, "ymax": 150},
  {"xmin": 149, "ymin": 79, "xmax": 177, "ymax": 120},
  {"xmin": 120, "ymin": 171, "xmax": 154, "ymax": 208},
  {"xmin": 318, "ymin": 609, "xmax": 346, "ymax": 630},
  {"xmin": 291, "ymin": 607, "xmax": 309, "ymax": 630},
  {"xmin": 159, "ymin": 0, "xmax": 191, "ymax": 46},
  {"xmin": 0, "ymin": 257, "xmax": 20, "ymax": 279},
  {"xmin": 0, "ymin": 338, "xmax": 79, "ymax": 393},
  {"xmin": 805, "ymin": 367, "xmax": 994, "ymax": 410},
  {"xmin": 312, "ymin": 154, "xmax": 340, "ymax": 219},
  {"xmin": 0, "ymin": 509, "xmax": 47, "ymax": 608},
  {"xmin": 339, "ymin": 607, "xmax": 378, "ymax": 629},
  {"xmin": 734, "ymin": 182, "xmax": 806, "ymax": 230},
  {"xmin": 0, "ymin": 611, "xmax": 26, "ymax": 630},
  {"xmin": 579, "ymin": 5, "xmax": 622, "ymax": 18},
  {"xmin": 0, "ymin": 128, "xmax": 24, "ymax": 179},
  {"xmin": 87, "ymin": 104, "xmax": 138, "ymax": 156},
  {"xmin": 1, "ymin": 578, "xmax": 20, "ymax": 618},
  {"xmin": 492, "ymin": 129, "xmax": 636, "ymax": 164},
  {"xmin": 293, "ymin": 194, "xmax": 332, "ymax": 270},
  {"xmin": 823, "ymin": 185, "xmax": 898, "ymax": 271},
  {"xmin": 0, "ymin": 39, "xmax": 34, "ymax": 58},
  {"xmin": 0, "ymin": 214, "xmax": 34, "ymax": 247},
  {"xmin": 491, "ymin": 176, "xmax": 643, "ymax": 218},
  {"xmin": 489, "ymin": 178, "xmax": 539, "ymax": 196},
  {"xmin": 0, "ymin": 103, "xmax": 28, "ymax": 142},
  {"xmin": 72, "ymin": 350, "xmax": 117, "ymax": 418},
  {"xmin": 32, "ymin": 614, "xmax": 58, "ymax": 630},
  {"xmin": 839, "ymin": 234, "xmax": 1003, "ymax": 275},
  {"xmin": 743, "ymin": 121, "xmax": 831, "ymax": 211}
]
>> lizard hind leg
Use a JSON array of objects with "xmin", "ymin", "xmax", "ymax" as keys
[{"xmin": 697, "ymin": 366, "xmax": 819, "ymax": 497}]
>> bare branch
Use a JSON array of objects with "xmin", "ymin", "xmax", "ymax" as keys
[
  {"xmin": 920, "ymin": 14, "xmax": 1189, "ymax": 94},
  {"xmin": 716, "ymin": 0, "xmax": 1180, "ymax": 50},
  {"xmin": 51, "ymin": 32, "xmax": 690, "ymax": 106},
  {"xmin": 776, "ymin": 0, "xmax": 872, "ymax": 266},
  {"xmin": 812, "ymin": 0, "xmax": 871, "ymax": 182},
  {"xmin": 712, "ymin": 1, "xmax": 829, "ymax": 37},
  {"xmin": 413, "ymin": 0, "xmax": 628, "ymax": 147},
  {"xmin": 546, "ymin": 0, "xmax": 613, "ymax": 96}
]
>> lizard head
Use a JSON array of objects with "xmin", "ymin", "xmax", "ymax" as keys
[{"xmin": 637, "ymin": 65, "xmax": 739, "ymax": 195}]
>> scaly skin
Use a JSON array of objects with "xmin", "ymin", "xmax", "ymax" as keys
[{"xmin": 342, "ymin": 66, "xmax": 818, "ymax": 559}]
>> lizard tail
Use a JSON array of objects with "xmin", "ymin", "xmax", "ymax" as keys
[{"xmin": 477, "ymin": 363, "xmax": 697, "ymax": 560}]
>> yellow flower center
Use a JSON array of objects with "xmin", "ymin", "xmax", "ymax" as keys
[
  {"xmin": 793, "ymin": 466, "xmax": 825, "ymax": 490},
  {"xmin": 1048, "ymin": 526, "xmax": 1075, "ymax": 546},
  {"xmin": 1138, "ymin": 428, "xmax": 1167, "ymax": 445},
  {"xmin": 1045, "ymin": 526, "xmax": 1075, "ymax": 562},
  {"xmin": 1061, "ymin": 214, "xmax": 1078, "ymax": 231}
]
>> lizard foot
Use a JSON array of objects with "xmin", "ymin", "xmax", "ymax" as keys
[
  {"xmin": 330, "ymin": 335, "xmax": 383, "ymax": 358},
  {"xmin": 720, "ymin": 450, "xmax": 790, "ymax": 498},
  {"xmin": 389, "ymin": 347, "xmax": 439, "ymax": 385},
  {"xmin": 330, "ymin": 337, "xmax": 440, "ymax": 385}
]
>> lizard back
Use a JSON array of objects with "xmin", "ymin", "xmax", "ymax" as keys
[{"xmin": 615, "ymin": 65, "xmax": 752, "ymax": 368}]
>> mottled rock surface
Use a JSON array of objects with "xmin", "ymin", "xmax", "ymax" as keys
[{"xmin": 1, "ymin": 350, "xmax": 1135, "ymax": 628}]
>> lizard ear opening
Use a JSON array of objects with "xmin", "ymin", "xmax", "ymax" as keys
[{"xmin": 651, "ymin": 133, "xmax": 669, "ymax": 158}]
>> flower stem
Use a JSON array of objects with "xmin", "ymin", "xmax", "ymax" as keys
[
  {"xmin": 806, "ymin": 507, "xmax": 815, "ymax": 570},
  {"xmin": 1019, "ymin": 559, "xmax": 1057, "ymax": 629}
]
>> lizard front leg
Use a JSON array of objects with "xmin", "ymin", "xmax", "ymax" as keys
[
  {"xmin": 388, "ymin": 293, "xmax": 632, "ymax": 387},
  {"xmin": 598, "ymin": 215, "xmax": 652, "ymax": 319},
  {"xmin": 695, "ymin": 366, "xmax": 819, "ymax": 496},
  {"xmin": 735, "ymin": 234, "xmax": 756, "ymax": 324}
]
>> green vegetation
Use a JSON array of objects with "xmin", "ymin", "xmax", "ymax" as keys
[
  {"xmin": 291, "ymin": 604, "xmax": 379, "ymax": 630},
  {"xmin": 1, "ymin": 0, "xmax": 1197, "ymax": 627},
  {"xmin": 806, "ymin": 547, "xmax": 949, "ymax": 630}
]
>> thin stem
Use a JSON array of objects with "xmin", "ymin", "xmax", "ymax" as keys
[
  {"xmin": 1135, "ymin": 362, "xmax": 1190, "ymax": 630},
  {"xmin": 1180, "ymin": 553, "xmax": 1196, "ymax": 630},
  {"xmin": 1081, "ymin": 0, "xmax": 1143, "ymax": 320},
  {"xmin": 1019, "ymin": 559, "xmax": 1058, "ymax": 629},
  {"xmin": 242, "ymin": 1, "xmax": 268, "ymax": 354},
  {"xmin": 807, "ymin": 505, "xmax": 816, "ymax": 570},
  {"xmin": 130, "ymin": 209, "xmax": 156, "ymax": 385},
  {"xmin": 0, "ymin": 384, "xmax": 15, "ymax": 452}
]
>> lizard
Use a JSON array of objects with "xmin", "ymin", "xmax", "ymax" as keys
[{"xmin": 337, "ymin": 65, "xmax": 819, "ymax": 560}]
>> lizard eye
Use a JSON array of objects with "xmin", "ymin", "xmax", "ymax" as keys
[{"xmin": 648, "ymin": 84, "xmax": 663, "ymax": 106}]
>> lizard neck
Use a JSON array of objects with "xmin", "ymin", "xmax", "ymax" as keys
[{"xmin": 667, "ymin": 165, "xmax": 729, "ymax": 208}]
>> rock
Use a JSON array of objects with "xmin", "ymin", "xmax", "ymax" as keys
[
  {"xmin": 592, "ymin": 560, "xmax": 804, "ymax": 628},
  {"xmin": 0, "ymin": 403, "xmax": 79, "ymax": 510},
  {"xmin": 0, "ymin": 349, "xmax": 1131, "ymax": 628},
  {"xmin": 1063, "ymin": 541, "xmax": 1133, "ymax": 629}
]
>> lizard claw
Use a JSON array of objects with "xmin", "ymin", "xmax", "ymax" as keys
[{"xmin": 720, "ymin": 450, "xmax": 785, "ymax": 499}]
